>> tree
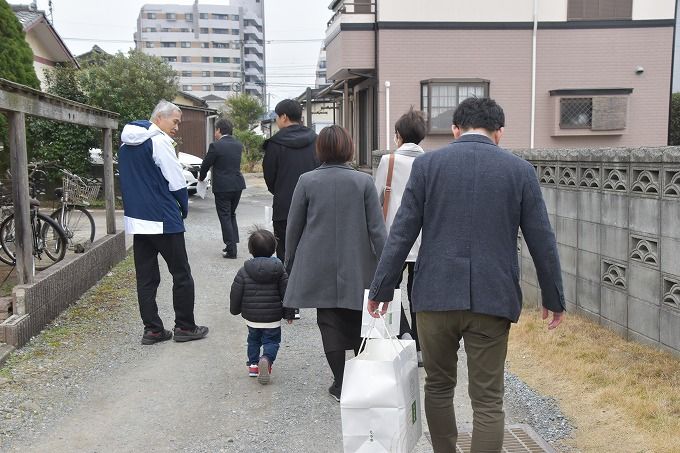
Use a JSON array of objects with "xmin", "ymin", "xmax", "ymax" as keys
[
  {"xmin": 223, "ymin": 93, "xmax": 265, "ymax": 131},
  {"xmin": 28, "ymin": 65, "xmax": 99, "ymax": 175},
  {"xmin": 79, "ymin": 50, "xmax": 178, "ymax": 144},
  {"xmin": 234, "ymin": 129, "xmax": 264, "ymax": 172},
  {"xmin": 0, "ymin": 0, "xmax": 41, "ymax": 171},
  {"xmin": 669, "ymin": 92, "xmax": 680, "ymax": 146}
]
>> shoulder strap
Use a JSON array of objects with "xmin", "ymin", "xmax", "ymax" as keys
[{"xmin": 382, "ymin": 153, "xmax": 396, "ymax": 221}]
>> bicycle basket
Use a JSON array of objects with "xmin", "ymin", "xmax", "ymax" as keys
[{"xmin": 62, "ymin": 174, "xmax": 100, "ymax": 205}]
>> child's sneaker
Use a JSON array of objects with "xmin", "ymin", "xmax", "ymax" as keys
[
  {"xmin": 257, "ymin": 356, "xmax": 271, "ymax": 385},
  {"xmin": 248, "ymin": 364, "xmax": 259, "ymax": 377}
]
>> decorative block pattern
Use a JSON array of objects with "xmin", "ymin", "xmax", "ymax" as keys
[
  {"xmin": 602, "ymin": 260, "xmax": 627, "ymax": 289},
  {"xmin": 559, "ymin": 166, "xmax": 577, "ymax": 187},
  {"xmin": 603, "ymin": 167, "xmax": 628, "ymax": 192},
  {"xmin": 663, "ymin": 169, "xmax": 680, "ymax": 197},
  {"xmin": 631, "ymin": 169, "xmax": 660, "ymax": 195},
  {"xmin": 579, "ymin": 166, "xmax": 601, "ymax": 188},
  {"xmin": 540, "ymin": 164, "xmax": 557, "ymax": 185},
  {"xmin": 630, "ymin": 235, "xmax": 659, "ymax": 266},
  {"xmin": 663, "ymin": 277, "xmax": 680, "ymax": 310}
]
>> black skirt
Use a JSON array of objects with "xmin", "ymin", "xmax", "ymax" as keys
[{"xmin": 316, "ymin": 308, "xmax": 363, "ymax": 353}]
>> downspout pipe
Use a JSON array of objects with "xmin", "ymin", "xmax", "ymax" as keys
[
  {"xmin": 530, "ymin": 0, "xmax": 538, "ymax": 149},
  {"xmin": 385, "ymin": 81, "xmax": 390, "ymax": 151}
]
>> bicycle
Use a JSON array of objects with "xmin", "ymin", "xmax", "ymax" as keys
[
  {"xmin": 51, "ymin": 169, "xmax": 98, "ymax": 252},
  {"xmin": 0, "ymin": 164, "xmax": 68, "ymax": 269}
]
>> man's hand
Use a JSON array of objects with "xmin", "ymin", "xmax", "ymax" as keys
[
  {"xmin": 542, "ymin": 308, "xmax": 564, "ymax": 330},
  {"xmin": 367, "ymin": 299, "xmax": 390, "ymax": 318},
  {"xmin": 286, "ymin": 319, "xmax": 293, "ymax": 325}
]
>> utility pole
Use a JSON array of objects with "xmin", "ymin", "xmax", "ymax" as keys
[{"xmin": 306, "ymin": 87, "xmax": 312, "ymax": 128}]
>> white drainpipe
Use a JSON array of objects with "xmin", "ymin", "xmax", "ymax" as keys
[
  {"xmin": 385, "ymin": 80, "xmax": 391, "ymax": 151},
  {"xmin": 530, "ymin": 0, "xmax": 538, "ymax": 149}
]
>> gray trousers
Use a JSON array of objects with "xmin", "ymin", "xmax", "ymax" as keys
[{"xmin": 417, "ymin": 310, "xmax": 510, "ymax": 453}]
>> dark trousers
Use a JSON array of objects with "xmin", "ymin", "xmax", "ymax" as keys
[
  {"xmin": 418, "ymin": 310, "xmax": 510, "ymax": 453},
  {"xmin": 273, "ymin": 219, "xmax": 287, "ymax": 261},
  {"xmin": 133, "ymin": 233, "xmax": 196, "ymax": 332},
  {"xmin": 247, "ymin": 326, "xmax": 282, "ymax": 365},
  {"xmin": 396, "ymin": 262, "xmax": 419, "ymax": 350},
  {"xmin": 214, "ymin": 191, "xmax": 242, "ymax": 246}
]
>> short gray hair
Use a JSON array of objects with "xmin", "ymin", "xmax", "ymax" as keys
[{"xmin": 150, "ymin": 100, "xmax": 181, "ymax": 121}]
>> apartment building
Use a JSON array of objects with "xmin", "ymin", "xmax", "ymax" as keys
[
  {"xmin": 134, "ymin": 0, "xmax": 265, "ymax": 109},
  {"xmin": 320, "ymin": 0, "xmax": 676, "ymax": 167}
]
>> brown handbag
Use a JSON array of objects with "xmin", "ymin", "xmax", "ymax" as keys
[{"xmin": 382, "ymin": 153, "xmax": 395, "ymax": 220}]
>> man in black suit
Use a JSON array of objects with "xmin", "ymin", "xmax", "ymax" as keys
[{"xmin": 199, "ymin": 118, "xmax": 246, "ymax": 258}]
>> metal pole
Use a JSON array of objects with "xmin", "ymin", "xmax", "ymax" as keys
[
  {"xmin": 102, "ymin": 128, "xmax": 116, "ymax": 234},
  {"xmin": 385, "ymin": 80, "xmax": 390, "ymax": 151},
  {"xmin": 7, "ymin": 112, "xmax": 33, "ymax": 284},
  {"xmin": 306, "ymin": 87, "xmax": 312, "ymax": 128}
]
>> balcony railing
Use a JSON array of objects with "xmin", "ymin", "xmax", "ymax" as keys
[{"xmin": 327, "ymin": 0, "xmax": 376, "ymax": 28}]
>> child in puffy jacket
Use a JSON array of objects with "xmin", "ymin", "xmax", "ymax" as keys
[{"xmin": 230, "ymin": 229, "xmax": 294, "ymax": 384}]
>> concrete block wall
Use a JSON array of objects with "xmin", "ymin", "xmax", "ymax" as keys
[
  {"xmin": 516, "ymin": 147, "xmax": 680, "ymax": 355},
  {"xmin": 0, "ymin": 232, "xmax": 127, "ymax": 348}
]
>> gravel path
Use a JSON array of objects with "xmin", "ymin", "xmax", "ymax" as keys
[{"xmin": 0, "ymin": 174, "xmax": 575, "ymax": 452}]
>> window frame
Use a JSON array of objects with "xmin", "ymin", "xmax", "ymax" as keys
[
  {"xmin": 420, "ymin": 78, "xmax": 490, "ymax": 135},
  {"xmin": 549, "ymin": 88, "xmax": 632, "ymax": 136}
]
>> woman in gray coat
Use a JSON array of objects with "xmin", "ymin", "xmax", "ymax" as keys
[{"xmin": 283, "ymin": 125, "xmax": 386, "ymax": 402}]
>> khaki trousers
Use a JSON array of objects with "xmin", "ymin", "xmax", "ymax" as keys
[{"xmin": 417, "ymin": 310, "xmax": 510, "ymax": 453}]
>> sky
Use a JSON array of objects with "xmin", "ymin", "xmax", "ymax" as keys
[{"xmin": 11, "ymin": 0, "xmax": 333, "ymax": 108}]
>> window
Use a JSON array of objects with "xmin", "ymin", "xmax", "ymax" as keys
[
  {"xmin": 181, "ymin": 56, "xmax": 191, "ymax": 63},
  {"xmin": 166, "ymin": 13, "xmax": 176, "ymax": 21},
  {"xmin": 319, "ymin": 60, "xmax": 327, "ymax": 69},
  {"xmin": 200, "ymin": 13, "xmax": 208, "ymax": 19},
  {"xmin": 202, "ymin": 71, "xmax": 211, "ymax": 77},
  {"xmin": 185, "ymin": 13, "xmax": 193, "ymax": 21},
  {"xmin": 214, "ymin": 71, "xmax": 230, "ymax": 77},
  {"xmin": 214, "ymin": 57, "xmax": 231, "ymax": 63},
  {"xmin": 145, "ymin": 41, "xmax": 155, "ymax": 48},
  {"xmin": 567, "ymin": 0, "xmax": 632, "ymax": 20},
  {"xmin": 182, "ymin": 85, "xmax": 192, "ymax": 91},
  {"xmin": 232, "ymin": 29, "xmax": 240, "ymax": 35},
  {"xmin": 202, "ymin": 85, "xmax": 211, "ymax": 91},
  {"xmin": 232, "ymin": 15, "xmax": 240, "ymax": 21},
  {"xmin": 162, "ymin": 56, "xmax": 177, "ymax": 62},
  {"xmin": 181, "ymin": 41, "xmax": 191, "ymax": 48},
  {"xmin": 200, "ymin": 27, "xmax": 209, "ymax": 34},
  {"xmin": 214, "ymin": 84, "xmax": 231, "ymax": 91},
  {"xmin": 213, "ymin": 14, "xmax": 228, "ymax": 20},
  {"xmin": 420, "ymin": 79, "xmax": 489, "ymax": 133},
  {"xmin": 233, "ymin": 57, "xmax": 241, "ymax": 64},
  {"xmin": 232, "ymin": 42, "xmax": 241, "ymax": 49},
  {"xmin": 213, "ymin": 28, "xmax": 229, "ymax": 34},
  {"xmin": 181, "ymin": 71, "xmax": 192, "ymax": 77},
  {"xmin": 147, "ymin": 12, "xmax": 156, "ymax": 19},
  {"xmin": 180, "ymin": 28, "xmax": 190, "ymax": 33},
  {"xmin": 201, "ymin": 56, "xmax": 210, "ymax": 63},
  {"xmin": 161, "ymin": 28, "xmax": 170, "ymax": 32},
  {"xmin": 160, "ymin": 42, "xmax": 177, "ymax": 48},
  {"xmin": 550, "ymin": 88, "xmax": 631, "ymax": 134},
  {"xmin": 144, "ymin": 27, "xmax": 157, "ymax": 32},
  {"xmin": 213, "ymin": 42, "xmax": 229, "ymax": 49}
]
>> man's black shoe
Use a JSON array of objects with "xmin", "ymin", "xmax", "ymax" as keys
[
  {"xmin": 141, "ymin": 329, "xmax": 173, "ymax": 345},
  {"xmin": 328, "ymin": 383, "xmax": 341, "ymax": 402},
  {"xmin": 222, "ymin": 251, "xmax": 237, "ymax": 259},
  {"xmin": 173, "ymin": 325, "xmax": 209, "ymax": 342}
]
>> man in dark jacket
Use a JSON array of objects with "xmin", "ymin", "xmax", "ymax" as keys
[
  {"xmin": 368, "ymin": 98, "xmax": 565, "ymax": 452},
  {"xmin": 262, "ymin": 99, "xmax": 319, "ymax": 261},
  {"xmin": 199, "ymin": 118, "xmax": 246, "ymax": 258}
]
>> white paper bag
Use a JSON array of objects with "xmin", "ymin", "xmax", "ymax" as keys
[
  {"xmin": 341, "ymin": 334, "xmax": 422, "ymax": 453},
  {"xmin": 264, "ymin": 206, "xmax": 273, "ymax": 227},
  {"xmin": 361, "ymin": 289, "xmax": 400, "ymax": 338},
  {"xmin": 196, "ymin": 180, "xmax": 208, "ymax": 199}
]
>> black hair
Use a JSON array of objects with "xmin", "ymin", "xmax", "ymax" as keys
[
  {"xmin": 274, "ymin": 99, "xmax": 302, "ymax": 122},
  {"xmin": 452, "ymin": 97, "xmax": 505, "ymax": 132},
  {"xmin": 394, "ymin": 107, "xmax": 427, "ymax": 144},
  {"xmin": 248, "ymin": 228, "xmax": 277, "ymax": 258},
  {"xmin": 215, "ymin": 118, "xmax": 233, "ymax": 135}
]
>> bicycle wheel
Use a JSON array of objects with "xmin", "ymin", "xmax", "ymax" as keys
[
  {"xmin": 50, "ymin": 205, "xmax": 95, "ymax": 248},
  {"xmin": 37, "ymin": 213, "xmax": 67, "ymax": 263},
  {"xmin": 0, "ymin": 215, "xmax": 16, "ymax": 265}
]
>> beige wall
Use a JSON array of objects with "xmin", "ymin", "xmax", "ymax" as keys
[
  {"xmin": 377, "ymin": 0, "xmax": 567, "ymax": 23},
  {"xmin": 325, "ymin": 31, "xmax": 375, "ymax": 80},
  {"xmin": 25, "ymin": 31, "xmax": 56, "ymax": 89},
  {"xmin": 376, "ymin": 0, "xmax": 675, "ymax": 22},
  {"xmin": 375, "ymin": 26, "xmax": 672, "ymax": 151},
  {"xmin": 632, "ymin": 0, "xmax": 676, "ymax": 20}
]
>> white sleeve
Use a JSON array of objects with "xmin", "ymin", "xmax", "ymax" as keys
[
  {"xmin": 151, "ymin": 135, "xmax": 186, "ymax": 192},
  {"xmin": 374, "ymin": 154, "xmax": 388, "ymax": 205}
]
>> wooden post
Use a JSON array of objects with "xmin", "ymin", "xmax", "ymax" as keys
[
  {"xmin": 343, "ymin": 80, "xmax": 350, "ymax": 129},
  {"xmin": 102, "ymin": 128, "xmax": 116, "ymax": 234},
  {"xmin": 7, "ymin": 112, "xmax": 33, "ymax": 284}
]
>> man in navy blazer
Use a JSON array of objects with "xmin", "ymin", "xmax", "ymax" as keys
[
  {"xmin": 368, "ymin": 97, "xmax": 565, "ymax": 452},
  {"xmin": 199, "ymin": 118, "xmax": 246, "ymax": 258}
]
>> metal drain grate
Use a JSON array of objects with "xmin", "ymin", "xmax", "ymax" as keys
[{"xmin": 453, "ymin": 424, "xmax": 556, "ymax": 453}]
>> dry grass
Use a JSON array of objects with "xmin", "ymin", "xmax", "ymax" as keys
[{"xmin": 507, "ymin": 309, "xmax": 680, "ymax": 453}]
